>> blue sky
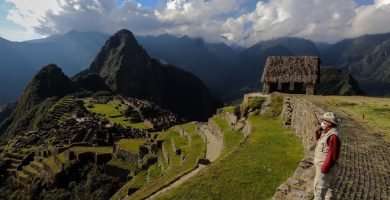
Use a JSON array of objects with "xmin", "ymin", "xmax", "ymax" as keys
[{"xmin": 0, "ymin": 0, "xmax": 387, "ymax": 45}]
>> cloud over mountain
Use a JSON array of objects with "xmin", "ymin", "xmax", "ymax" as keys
[{"xmin": 4, "ymin": 0, "xmax": 390, "ymax": 46}]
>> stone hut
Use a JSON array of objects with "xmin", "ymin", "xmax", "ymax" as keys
[{"xmin": 261, "ymin": 56, "xmax": 320, "ymax": 95}]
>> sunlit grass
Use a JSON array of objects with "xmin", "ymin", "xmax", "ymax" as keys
[
  {"xmin": 306, "ymin": 95, "xmax": 390, "ymax": 141},
  {"xmin": 156, "ymin": 116, "xmax": 303, "ymax": 200},
  {"xmin": 116, "ymin": 138, "xmax": 146, "ymax": 153},
  {"xmin": 70, "ymin": 146, "xmax": 112, "ymax": 154},
  {"xmin": 83, "ymin": 98, "xmax": 150, "ymax": 129}
]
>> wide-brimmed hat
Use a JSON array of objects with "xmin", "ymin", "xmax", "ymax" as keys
[{"xmin": 321, "ymin": 112, "xmax": 338, "ymax": 125}]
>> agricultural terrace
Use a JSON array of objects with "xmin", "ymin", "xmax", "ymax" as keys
[{"xmin": 83, "ymin": 98, "xmax": 150, "ymax": 130}]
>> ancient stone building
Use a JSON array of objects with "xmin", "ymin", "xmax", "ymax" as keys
[{"xmin": 261, "ymin": 56, "xmax": 320, "ymax": 95}]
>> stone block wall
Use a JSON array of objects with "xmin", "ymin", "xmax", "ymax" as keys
[
  {"xmin": 207, "ymin": 119, "xmax": 223, "ymax": 141},
  {"xmin": 113, "ymin": 144, "xmax": 138, "ymax": 163},
  {"xmin": 218, "ymin": 109, "xmax": 238, "ymax": 126},
  {"xmin": 273, "ymin": 96, "xmax": 325, "ymax": 200}
]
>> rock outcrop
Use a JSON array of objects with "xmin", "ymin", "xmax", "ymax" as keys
[{"xmin": 88, "ymin": 29, "xmax": 222, "ymax": 121}]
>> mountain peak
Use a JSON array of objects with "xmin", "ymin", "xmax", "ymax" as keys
[
  {"xmin": 89, "ymin": 29, "xmax": 149, "ymax": 74},
  {"xmin": 111, "ymin": 29, "xmax": 139, "ymax": 46},
  {"xmin": 18, "ymin": 64, "xmax": 75, "ymax": 110}
]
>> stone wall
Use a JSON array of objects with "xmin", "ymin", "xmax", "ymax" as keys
[
  {"xmin": 104, "ymin": 164, "xmax": 130, "ymax": 181},
  {"xmin": 113, "ymin": 144, "xmax": 138, "ymax": 163},
  {"xmin": 218, "ymin": 109, "xmax": 238, "ymax": 126},
  {"xmin": 207, "ymin": 119, "xmax": 223, "ymax": 141},
  {"xmin": 273, "ymin": 96, "xmax": 325, "ymax": 200},
  {"xmin": 241, "ymin": 122, "xmax": 251, "ymax": 137}
]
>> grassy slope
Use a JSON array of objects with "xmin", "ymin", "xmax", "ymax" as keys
[
  {"xmin": 156, "ymin": 116, "xmax": 303, "ymax": 200},
  {"xmin": 70, "ymin": 146, "xmax": 113, "ymax": 154},
  {"xmin": 306, "ymin": 96, "xmax": 390, "ymax": 141}
]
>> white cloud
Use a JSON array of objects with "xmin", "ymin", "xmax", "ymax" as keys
[
  {"xmin": 3, "ymin": 0, "xmax": 390, "ymax": 46},
  {"xmin": 222, "ymin": 0, "xmax": 390, "ymax": 45},
  {"xmin": 6, "ymin": 0, "xmax": 62, "ymax": 30}
]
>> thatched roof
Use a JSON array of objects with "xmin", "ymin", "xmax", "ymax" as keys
[{"xmin": 261, "ymin": 56, "xmax": 320, "ymax": 84}]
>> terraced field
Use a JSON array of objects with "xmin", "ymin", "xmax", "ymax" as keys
[
  {"xmin": 48, "ymin": 96, "xmax": 81, "ymax": 123},
  {"xmin": 83, "ymin": 98, "xmax": 150, "ymax": 130},
  {"xmin": 111, "ymin": 122, "xmax": 205, "ymax": 200}
]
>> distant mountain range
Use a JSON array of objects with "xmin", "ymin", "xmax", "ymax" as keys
[{"xmin": 0, "ymin": 30, "xmax": 389, "ymax": 106}]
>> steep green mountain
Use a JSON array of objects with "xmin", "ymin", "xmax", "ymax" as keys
[
  {"xmin": 321, "ymin": 33, "xmax": 390, "ymax": 96},
  {"xmin": 318, "ymin": 68, "xmax": 365, "ymax": 95},
  {"xmin": 88, "ymin": 29, "xmax": 222, "ymax": 121},
  {"xmin": 0, "ymin": 64, "xmax": 75, "ymax": 140}
]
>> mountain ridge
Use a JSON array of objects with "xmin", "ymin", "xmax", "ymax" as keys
[{"xmin": 0, "ymin": 30, "xmax": 388, "ymax": 107}]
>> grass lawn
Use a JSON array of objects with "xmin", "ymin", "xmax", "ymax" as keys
[
  {"xmin": 116, "ymin": 139, "xmax": 146, "ymax": 153},
  {"xmin": 83, "ymin": 99, "xmax": 150, "ymax": 129},
  {"xmin": 43, "ymin": 156, "xmax": 62, "ymax": 173},
  {"xmin": 306, "ymin": 96, "xmax": 390, "ymax": 142},
  {"xmin": 223, "ymin": 106, "xmax": 235, "ymax": 114},
  {"xmin": 155, "ymin": 116, "xmax": 303, "ymax": 200},
  {"xmin": 129, "ymin": 122, "xmax": 150, "ymax": 130},
  {"xmin": 57, "ymin": 152, "xmax": 69, "ymax": 164},
  {"xmin": 211, "ymin": 116, "xmax": 243, "ymax": 156},
  {"xmin": 107, "ymin": 159, "xmax": 135, "ymax": 170},
  {"xmin": 70, "ymin": 146, "xmax": 113, "ymax": 154},
  {"xmin": 24, "ymin": 165, "xmax": 38, "ymax": 175}
]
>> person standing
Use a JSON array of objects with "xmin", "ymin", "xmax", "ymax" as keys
[{"xmin": 313, "ymin": 112, "xmax": 341, "ymax": 200}]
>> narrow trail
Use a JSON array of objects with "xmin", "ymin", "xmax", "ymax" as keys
[
  {"xmin": 318, "ymin": 105, "xmax": 390, "ymax": 200},
  {"xmin": 146, "ymin": 123, "xmax": 224, "ymax": 199}
]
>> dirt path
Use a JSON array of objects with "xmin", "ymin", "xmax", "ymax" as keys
[
  {"xmin": 146, "ymin": 123, "xmax": 224, "ymax": 199},
  {"xmin": 321, "ymin": 106, "xmax": 390, "ymax": 199}
]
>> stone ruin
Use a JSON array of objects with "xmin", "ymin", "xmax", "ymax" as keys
[{"xmin": 124, "ymin": 97, "xmax": 179, "ymax": 130}]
